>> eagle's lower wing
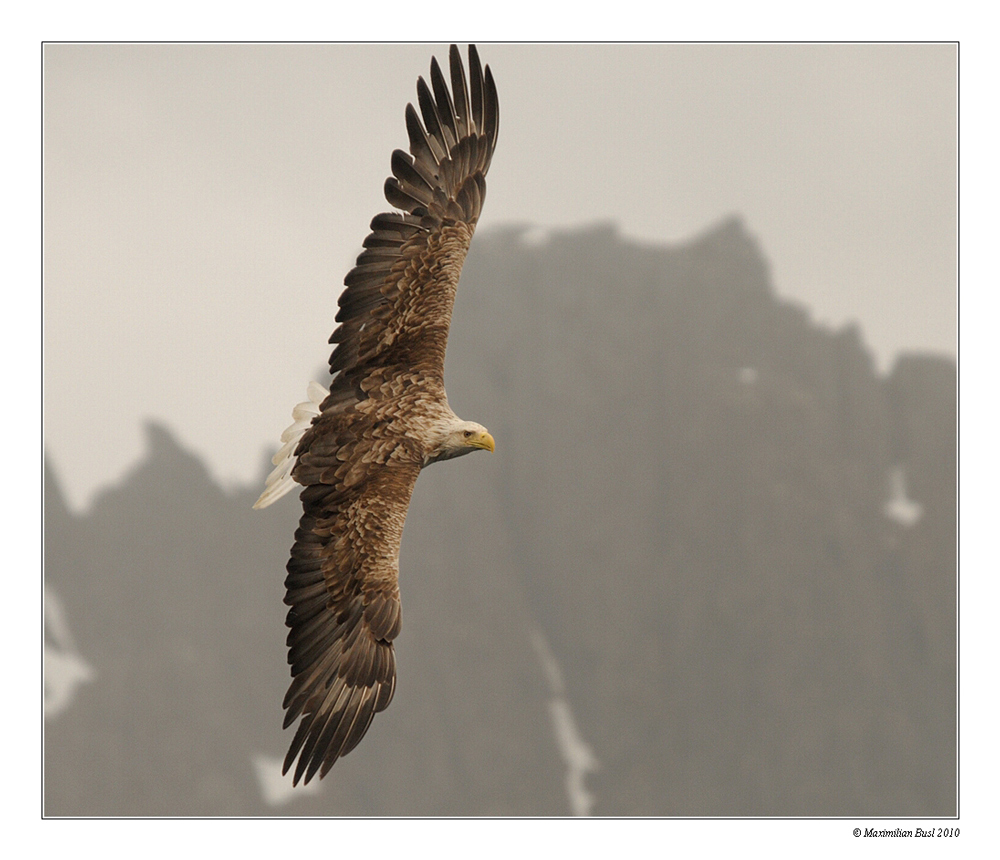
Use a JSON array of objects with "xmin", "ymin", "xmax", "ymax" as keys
[{"xmin": 281, "ymin": 460, "xmax": 421, "ymax": 785}]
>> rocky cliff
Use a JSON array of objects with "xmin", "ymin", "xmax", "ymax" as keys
[{"xmin": 44, "ymin": 218, "xmax": 956, "ymax": 815}]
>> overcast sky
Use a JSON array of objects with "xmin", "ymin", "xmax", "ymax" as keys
[{"xmin": 43, "ymin": 43, "xmax": 956, "ymax": 512}]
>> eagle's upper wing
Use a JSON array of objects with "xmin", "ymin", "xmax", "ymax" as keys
[
  {"xmin": 279, "ymin": 45, "xmax": 498, "ymax": 785},
  {"xmin": 326, "ymin": 43, "xmax": 499, "ymax": 392}
]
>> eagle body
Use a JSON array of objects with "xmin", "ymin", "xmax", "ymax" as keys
[{"xmin": 255, "ymin": 45, "xmax": 498, "ymax": 785}]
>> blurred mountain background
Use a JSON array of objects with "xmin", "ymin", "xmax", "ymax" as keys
[{"xmin": 43, "ymin": 218, "xmax": 956, "ymax": 816}]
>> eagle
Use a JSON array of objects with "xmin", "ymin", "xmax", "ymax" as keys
[{"xmin": 254, "ymin": 44, "xmax": 499, "ymax": 786}]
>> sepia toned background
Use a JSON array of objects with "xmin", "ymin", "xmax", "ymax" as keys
[{"xmin": 42, "ymin": 43, "xmax": 956, "ymax": 816}]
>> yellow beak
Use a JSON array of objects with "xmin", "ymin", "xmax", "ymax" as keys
[{"xmin": 470, "ymin": 430, "xmax": 495, "ymax": 453}]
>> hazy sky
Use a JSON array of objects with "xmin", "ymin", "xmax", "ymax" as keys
[{"xmin": 43, "ymin": 43, "xmax": 956, "ymax": 512}]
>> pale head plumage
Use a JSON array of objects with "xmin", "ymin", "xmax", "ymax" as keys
[{"xmin": 426, "ymin": 418, "xmax": 496, "ymax": 464}]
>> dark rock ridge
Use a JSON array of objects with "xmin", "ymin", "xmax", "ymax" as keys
[{"xmin": 44, "ymin": 218, "xmax": 956, "ymax": 816}]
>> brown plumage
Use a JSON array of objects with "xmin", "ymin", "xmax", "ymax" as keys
[{"xmin": 254, "ymin": 44, "xmax": 499, "ymax": 785}]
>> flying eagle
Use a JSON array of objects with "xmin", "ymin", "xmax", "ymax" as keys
[{"xmin": 254, "ymin": 44, "xmax": 499, "ymax": 786}]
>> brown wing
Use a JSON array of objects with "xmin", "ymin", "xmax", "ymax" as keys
[
  {"xmin": 326, "ymin": 43, "xmax": 499, "ymax": 392},
  {"xmin": 282, "ymin": 457, "xmax": 420, "ymax": 785},
  {"xmin": 280, "ymin": 45, "xmax": 498, "ymax": 784}
]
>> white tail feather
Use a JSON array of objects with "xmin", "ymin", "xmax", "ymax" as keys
[
  {"xmin": 253, "ymin": 382, "xmax": 328, "ymax": 509},
  {"xmin": 280, "ymin": 419, "xmax": 312, "ymax": 444}
]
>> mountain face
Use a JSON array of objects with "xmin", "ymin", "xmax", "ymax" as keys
[{"xmin": 43, "ymin": 218, "xmax": 956, "ymax": 816}]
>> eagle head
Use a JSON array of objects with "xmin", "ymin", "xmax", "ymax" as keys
[{"xmin": 427, "ymin": 419, "xmax": 495, "ymax": 464}]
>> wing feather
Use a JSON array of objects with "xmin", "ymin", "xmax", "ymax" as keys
[
  {"xmin": 404, "ymin": 102, "xmax": 439, "ymax": 177},
  {"xmin": 416, "ymin": 75, "xmax": 449, "ymax": 160},
  {"xmin": 448, "ymin": 44, "xmax": 470, "ymax": 139},
  {"xmin": 390, "ymin": 149, "xmax": 435, "ymax": 206},
  {"xmin": 469, "ymin": 44, "xmax": 485, "ymax": 134},
  {"xmin": 430, "ymin": 56, "xmax": 459, "ymax": 150}
]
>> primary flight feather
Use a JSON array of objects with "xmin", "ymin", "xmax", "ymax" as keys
[{"xmin": 254, "ymin": 44, "xmax": 499, "ymax": 786}]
